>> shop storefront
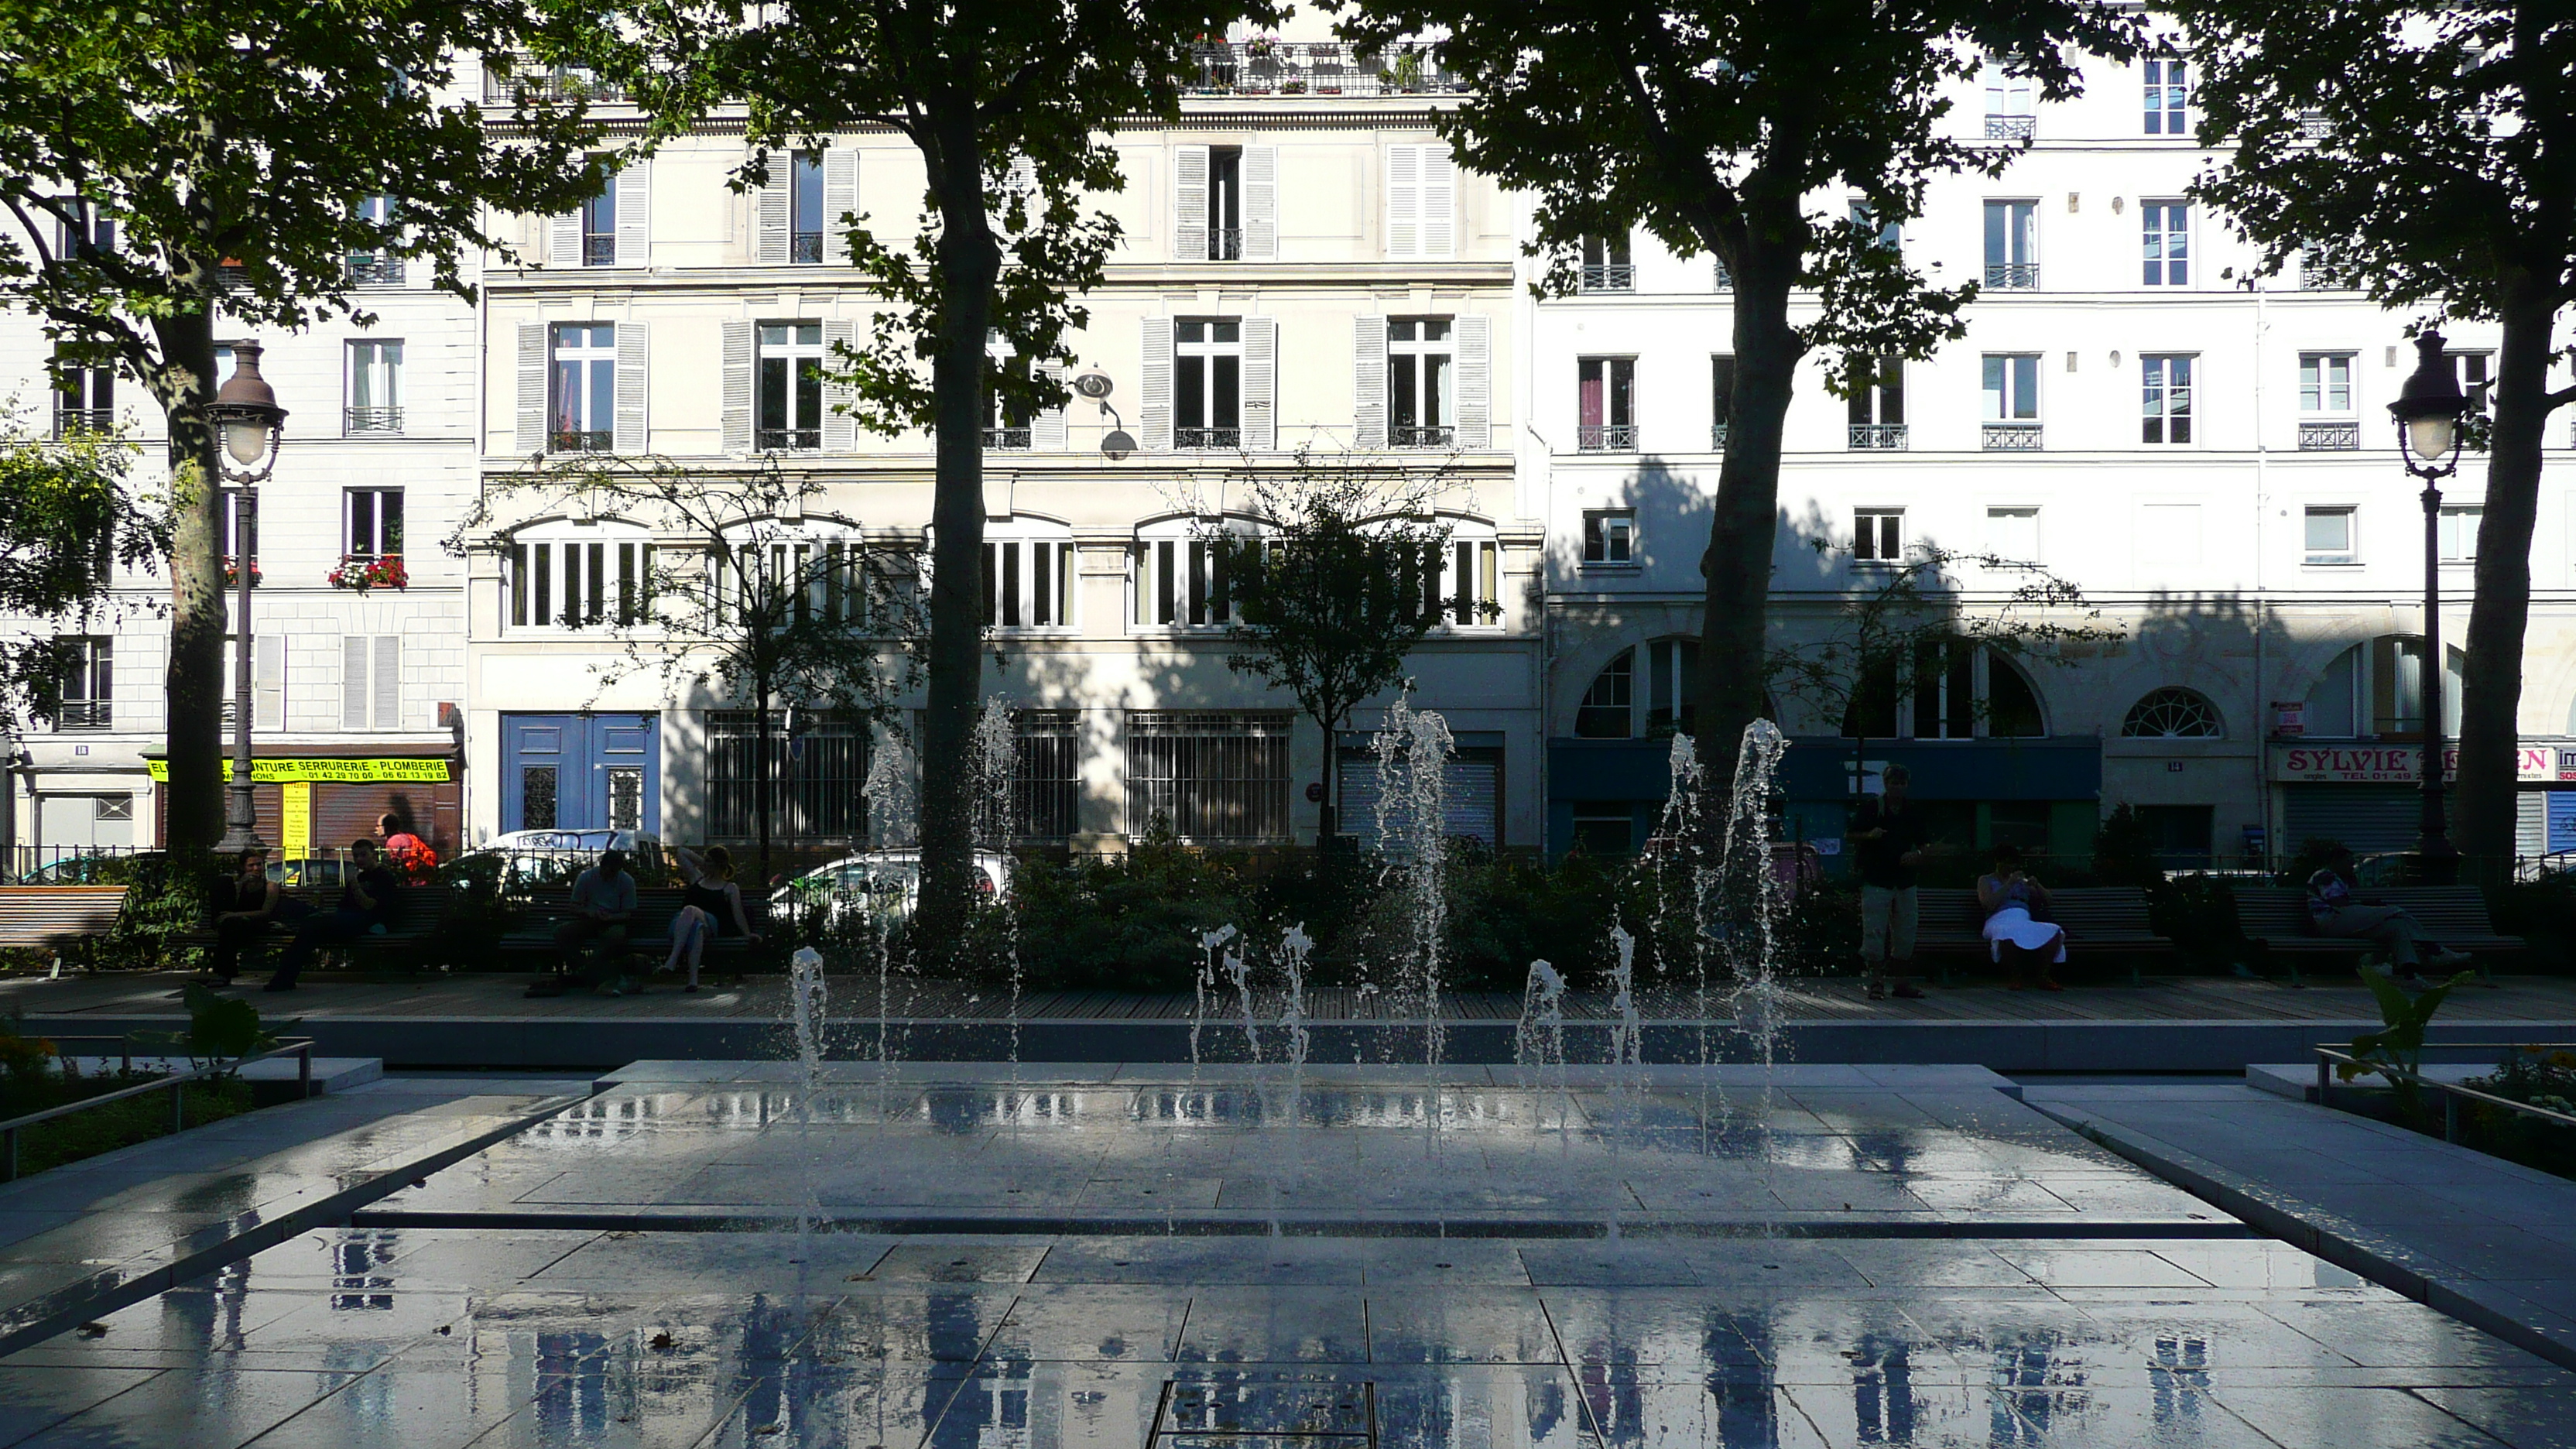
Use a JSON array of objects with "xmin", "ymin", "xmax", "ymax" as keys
[
  {"xmin": 2270, "ymin": 741, "xmax": 2576, "ymax": 858},
  {"xmin": 146, "ymin": 752, "xmax": 461, "ymax": 858}
]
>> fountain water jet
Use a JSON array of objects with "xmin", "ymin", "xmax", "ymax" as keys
[{"xmin": 1371, "ymin": 698, "xmax": 1456, "ymax": 1070}]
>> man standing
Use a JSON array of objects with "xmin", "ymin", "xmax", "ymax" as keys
[
  {"xmin": 1851, "ymin": 763, "xmax": 1928, "ymax": 1001},
  {"xmin": 378, "ymin": 812, "xmax": 437, "ymax": 879},
  {"xmin": 548, "ymin": 848, "xmax": 637, "ymax": 996},
  {"xmin": 268, "ymin": 839, "xmax": 400, "ymax": 992}
]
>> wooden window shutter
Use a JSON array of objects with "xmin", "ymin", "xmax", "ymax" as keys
[
  {"xmin": 1241, "ymin": 317, "xmax": 1277, "ymax": 451},
  {"xmin": 1243, "ymin": 146, "xmax": 1277, "ymax": 260},
  {"xmin": 341, "ymin": 635, "xmax": 370, "ymax": 729},
  {"xmin": 514, "ymin": 324, "xmax": 547, "ymax": 456},
  {"xmin": 822, "ymin": 319, "xmax": 858, "ymax": 450},
  {"xmin": 721, "ymin": 319, "xmax": 754, "ymax": 453},
  {"xmin": 613, "ymin": 324, "xmax": 649, "ymax": 453},
  {"xmin": 1420, "ymin": 147, "xmax": 1456, "ymax": 259},
  {"xmin": 614, "ymin": 160, "xmax": 649, "ymax": 266},
  {"xmin": 822, "ymin": 149, "xmax": 858, "ymax": 263},
  {"xmin": 549, "ymin": 207, "xmax": 581, "ymax": 269},
  {"xmin": 1174, "ymin": 145, "xmax": 1209, "ymax": 262},
  {"xmin": 373, "ymin": 636, "xmax": 401, "ymax": 729},
  {"xmin": 1386, "ymin": 146, "xmax": 1420, "ymax": 259},
  {"xmin": 753, "ymin": 163, "xmax": 790, "ymax": 264},
  {"xmin": 1454, "ymin": 314, "xmax": 1492, "ymax": 450},
  {"xmin": 1352, "ymin": 315, "xmax": 1388, "ymax": 450},
  {"xmin": 1032, "ymin": 362, "xmax": 1070, "ymax": 451},
  {"xmin": 1140, "ymin": 316, "xmax": 1173, "ymax": 450}
]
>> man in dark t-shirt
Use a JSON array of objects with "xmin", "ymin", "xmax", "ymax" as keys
[
  {"xmin": 1849, "ymin": 763, "xmax": 1927, "ymax": 1000},
  {"xmin": 269, "ymin": 840, "xmax": 401, "ymax": 992}
]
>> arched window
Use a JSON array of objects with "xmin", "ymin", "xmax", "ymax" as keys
[
  {"xmin": 1132, "ymin": 516, "xmax": 1262, "ymax": 629},
  {"xmin": 981, "ymin": 517, "xmax": 1075, "ymax": 630},
  {"xmin": 710, "ymin": 519, "xmax": 866, "ymax": 628},
  {"xmin": 1423, "ymin": 518, "xmax": 1502, "ymax": 630},
  {"xmin": 1841, "ymin": 642, "xmax": 2046, "ymax": 739},
  {"xmin": 1574, "ymin": 637, "xmax": 1715, "ymax": 739},
  {"xmin": 506, "ymin": 520, "xmax": 654, "ymax": 631},
  {"xmin": 2304, "ymin": 636, "xmax": 2462, "ymax": 739},
  {"xmin": 2123, "ymin": 687, "xmax": 2223, "ymax": 738}
]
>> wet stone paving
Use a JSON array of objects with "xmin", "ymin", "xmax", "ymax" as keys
[{"xmin": 0, "ymin": 1064, "xmax": 2571, "ymax": 1447}]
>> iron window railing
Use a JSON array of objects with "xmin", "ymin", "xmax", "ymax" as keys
[
  {"xmin": 1711, "ymin": 423, "xmax": 1730, "ymax": 451},
  {"xmin": 1985, "ymin": 114, "xmax": 2036, "ymax": 139},
  {"xmin": 1848, "ymin": 424, "xmax": 1910, "ymax": 450},
  {"xmin": 758, "ymin": 426, "xmax": 821, "ymax": 452},
  {"xmin": 346, "ymin": 254, "xmax": 406, "ymax": 287},
  {"xmin": 52, "ymin": 409, "xmax": 113, "ymax": 438},
  {"xmin": 790, "ymin": 232, "xmax": 823, "ymax": 263},
  {"xmin": 48, "ymin": 699, "xmax": 110, "ymax": 731},
  {"xmin": 550, "ymin": 430, "xmax": 612, "ymax": 454},
  {"xmin": 1182, "ymin": 41, "xmax": 1461, "ymax": 97},
  {"xmin": 1983, "ymin": 262, "xmax": 2039, "ymax": 289},
  {"xmin": 1389, "ymin": 424, "xmax": 1454, "ymax": 449},
  {"xmin": 983, "ymin": 426, "xmax": 1033, "ymax": 450},
  {"xmin": 483, "ymin": 61, "xmax": 625, "ymax": 104},
  {"xmin": 1208, "ymin": 228, "xmax": 1242, "ymax": 261},
  {"xmin": 581, "ymin": 235, "xmax": 617, "ymax": 266},
  {"xmin": 1177, "ymin": 426, "xmax": 1241, "ymax": 450},
  {"xmin": 1579, "ymin": 264, "xmax": 1635, "ymax": 293},
  {"xmin": 344, "ymin": 406, "xmax": 403, "ymax": 435},
  {"xmin": 1982, "ymin": 423, "xmax": 2044, "ymax": 450},
  {"xmin": 1577, "ymin": 424, "xmax": 1638, "ymax": 451},
  {"xmin": 2299, "ymin": 420, "xmax": 2361, "ymax": 450},
  {"xmin": 1125, "ymin": 711, "xmax": 1292, "ymax": 843}
]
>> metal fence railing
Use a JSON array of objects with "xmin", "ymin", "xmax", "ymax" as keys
[
  {"xmin": 0, "ymin": 1037, "xmax": 313, "ymax": 1181},
  {"xmin": 2313, "ymin": 1043, "xmax": 2576, "ymax": 1147}
]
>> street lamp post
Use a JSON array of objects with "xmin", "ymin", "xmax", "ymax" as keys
[
  {"xmin": 2387, "ymin": 331, "xmax": 2470, "ymax": 882},
  {"xmin": 207, "ymin": 342, "xmax": 288, "ymax": 855}
]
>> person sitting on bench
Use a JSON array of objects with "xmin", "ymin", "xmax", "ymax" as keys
[
  {"xmin": 552, "ymin": 848, "xmax": 638, "ymax": 995},
  {"xmin": 2306, "ymin": 846, "xmax": 2470, "ymax": 988},
  {"xmin": 206, "ymin": 847, "xmax": 313, "ymax": 986},
  {"xmin": 660, "ymin": 844, "xmax": 761, "ymax": 993},
  {"xmin": 267, "ymin": 840, "xmax": 399, "ymax": 992}
]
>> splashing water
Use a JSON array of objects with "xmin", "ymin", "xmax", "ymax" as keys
[
  {"xmin": 786, "ymin": 945, "xmax": 830, "ymax": 1244},
  {"xmin": 1514, "ymin": 958, "xmax": 1571, "ymax": 1149},
  {"xmin": 1721, "ymin": 721, "xmax": 1792, "ymax": 1070},
  {"xmin": 1372, "ymin": 698, "xmax": 1456, "ymax": 1070},
  {"xmin": 968, "ymin": 703, "xmax": 1023, "ymax": 1080},
  {"xmin": 1276, "ymin": 925, "xmax": 1312, "ymax": 1073},
  {"xmin": 1225, "ymin": 944, "xmax": 1262, "ymax": 1064},
  {"xmin": 1191, "ymin": 926, "xmax": 1235, "ymax": 1072}
]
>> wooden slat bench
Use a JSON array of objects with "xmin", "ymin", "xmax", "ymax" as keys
[
  {"xmin": 2234, "ymin": 886, "xmax": 2523, "ymax": 981},
  {"xmin": 173, "ymin": 885, "xmax": 448, "ymax": 975},
  {"xmin": 1912, "ymin": 886, "xmax": 2173, "ymax": 985},
  {"xmin": 0, "ymin": 886, "xmax": 128, "ymax": 957},
  {"xmin": 499, "ymin": 886, "xmax": 758, "ymax": 977}
]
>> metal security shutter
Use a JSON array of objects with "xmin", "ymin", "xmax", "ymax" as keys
[
  {"xmin": 1335, "ymin": 750, "xmax": 1499, "ymax": 848},
  {"xmin": 2282, "ymin": 784, "xmax": 2429, "ymax": 855},
  {"xmin": 2518, "ymin": 790, "xmax": 2549, "ymax": 861},
  {"xmin": 314, "ymin": 772, "xmax": 462, "ymax": 859}
]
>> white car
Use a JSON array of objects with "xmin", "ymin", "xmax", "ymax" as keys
[
  {"xmin": 771, "ymin": 850, "xmax": 1012, "ymax": 925},
  {"xmin": 457, "ymin": 829, "xmax": 663, "ymax": 889}
]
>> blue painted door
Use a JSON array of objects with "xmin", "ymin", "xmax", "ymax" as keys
[{"xmin": 501, "ymin": 714, "xmax": 659, "ymax": 834}]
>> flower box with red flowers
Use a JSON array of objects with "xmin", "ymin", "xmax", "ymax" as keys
[
  {"xmin": 328, "ymin": 553, "xmax": 408, "ymax": 593},
  {"xmin": 223, "ymin": 558, "xmax": 259, "ymax": 587}
]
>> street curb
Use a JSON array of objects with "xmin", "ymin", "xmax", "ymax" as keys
[
  {"xmin": 0, "ymin": 1089, "xmax": 592, "ymax": 1358},
  {"xmin": 2029, "ymin": 1100, "xmax": 2576, "ymax": 1375}
]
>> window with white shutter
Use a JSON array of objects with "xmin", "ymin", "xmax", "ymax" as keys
[
  {"xmin": 613, "ymin": 324, "xmax": 649, "ymax": 452},
  {"xmin": 1240, "ymin": 317, "xmax": 1276, "ymax": 451},
  {"xmin": 1140, "ymin": 315, "xmax": 1173, "ymax": 450},
  {"xmin": 1242, "ymin": 146, "xmax": 1276, "ymax": 259},
  {"xmin": 1352, "ymin": 315, "xmax": 1389, "ymax": 450},
  {"xmin": 1031, "ymin": 363, "xmax": 1070, "ymax": 451},
  {"xmin": 341, "ymin": 636, "xmax": 370, "ymax": 729},
  {"xmin": 226, "ymin": 635, "xmax": 283, "ymax": 732},
  {"xmin": 821, "ymin": 320, "xmax": 858, "ymax": 450},
  {"xmin": 822, "ymin": 150, "xmax": 858, "ymax": 264},
  {"xmin": 1387, "ymin": 145, "xmax": 1454, "ymax": 259},
  {"xmin": 1174, "ymin": 145, "xmax": 1209, "ymax": 262},
  {"xmin": 514, "ymin": 323, "xmax": 547, "ymax": 455},
  {"xmin": 721, "ymin": 319, "xmax": 755, "ymax": 452},
  {"xmin": 754, "ymin": 152, "xmax": 791, "ymax": 264},
  {"xmin": 1454, "ymin": 315, "xmax": 1492, "ymax": 450},
  {"xmin": 508, "ymin": 526, "xmax": 657, "ymax": 631},
  {"xmin": 614, "ymin": 160, "xmax": 649, "ymax": 267},
  {"xmin": 373, "ymin": 636, "xmax": 401, "ymax": 730}
]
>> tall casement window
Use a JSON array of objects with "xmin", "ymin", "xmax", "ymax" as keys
[
  {"xmin": 1580, "ymin": 234, "xmax": 1633, "ymax": 292},
  {"xmin": 1575, "ymin": 639, "xmax": 1701, "ymax": 739},
  {"xmin": 2304, "ymin": 637, "xmax": 2464, "ymax": 739},
  {"xmin": 1982, "ymin": 354, "xmax": 2042, "ymax": 448},
  {"xmin": 51, "ymin": 636, "xmax": 111, "ymax": 729},
  {"xmin": 1846, "ymin": 358, "xmax": 1906, "ymax": 449},
  {"xmin": 508, "ymin": 526, "xmax": 656, "ymax": 630},
  {"xmin": 1427, "ymin": 524, "xmax": 1502, "ymax": 629},
  {"xmin": 1981, "ymin": 59, "xmax": 2035, "ymax": 138},
  {"xmin": 2141, "ymin": 201, "xmax": 2190, "ymax": 286},
  {"xmin": 345, "ymin": 488, "xmax": 403, "ymax": 560},
  {"xmin": 348, "ymin": 194, "xmax": 402, "ymax": 286},
  {"xmin": 1133, "ymin": 521, "xmax": 1259, "ymax": 629},
  {"xmin": 341, "ymin": 635, "xmax": 403, "ymax": 731},
  {"xmin": 1177, "ymin": 143, "xmax": 1276, "ymax": 261},
  {"xmin": 757, "ymin": 323, "xmax": 824, "ymax": 451},
  {"xmin": 549, "ymin": 324, "xmax": 617, "ymax": 452},
  {"xmin": 2451, "ymin": 351, "xmax": 2494, "ymax": 434},
  {"xmin": 1711, "ymin": 355, "xmax": 1735, "ymax": 450},
  {"xmin": 984, "ymin": 348, "xmax": 1034, "ymax": 450},
  {"xmin": 2298, "ymin": 352, "xmax": 2359, "ymax": 449},
  {"xmin": 1848, "ymin": 200, "xmax": 1900, "ymax": 252},
  {"xmin": 580, "ymin": 163, "xmax": 618, "ymax": 265},
  {"xmin": 789, "ymin": 152, "xmax": 824, "ymax": 262},
  {"xmin": 1175, "ymin": 318, "xmax": 1242, "ymax": 449},
  {"xmin": 2141, "ymin": 355, "xmax": 2194, "ymax": 444},
  {"xmin": 1125, "ymin": 711, "xmax": 1292, "ymax": 841},
  {"xmin": 2143, "ymin": 58, "xmax": 2190, "ymax": 134},
  {"xmin": 757, "ymin": 149, "xmax": 851, "ymax": 265},
  {"xmin": 554, "ymin": 156, "xmax": 647, "ymax": 268},
  {"xmin": 1841, "ymin": 642, "xmax": 2047, "ymax": 741},
  {"xmin": 708, "ymin": 710, "xmax": 865, "ymax": 843},
  {"xmin": 983, "ymin": 520, "xmax": 1076, "ymax": 630},
  {"xmin": 1982, "ymin": 200, "xmax": 2037, "ymax": 288},
  {"xmin": 711, "ymin": 529, "xmax": 867, "ymax": 629},
  {"xmin": 52, "ymin": 352, "xmax": 112, "ymax": 437},
  {"xmin": 1577, "ymin": 357, "xmax": 1636, "ymax": 450},
  {"xmin": 1008, "ymin": 711, "xmax": 1081, "ymax": 842},
  {"xmin": 53, "ymin": 197, "xmax": 114, "ymax": 259},
  {"xmin": 345, "ymin": 339, "xmax": 402, "ymax": 434},
  {"xmin": 1388, "ymin": 318, "xmax": 1453, "ymax": 447},
  {"xmin": 221, "ymin": 489, "xmax": 255, "ymax": 567},
  {"xmin": 1854, "ymin": 508, "xmax": 1904, "ymax": 564}
]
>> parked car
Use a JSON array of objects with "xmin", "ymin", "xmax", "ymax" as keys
[
  {"xmin": 769, "ymin": 850, "xmax": 1012, "ymax": 926},
  {"xmin": 266, "ymin": 858, "xmax": 347, "ymax": 891},
  {"xmin": 15, "ymin": 852, "xmax": 158, "ymax": 885},
  {"xmin": 453, "ymin": 830, "xmax": 664, "ymax": 889}
]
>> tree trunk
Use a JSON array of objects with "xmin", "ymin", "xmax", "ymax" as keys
[
  {"xmin": 2452, "ymin": 278, "xmax": 2560, "ymax": 883},
  {"xmin": 910, "ymin": 119, "xmax": 1001, "ymax": 958},
  {"xmin": 1691, "ymin": 254, "xmax": 1804, "ymax": 801},
  {"xmin": 752, "ymin": 690, "xmax": 772, "ymax": 889},
  {"xmin": 152, "ymin": 306, "xmax": 224, "ymax": 858}
]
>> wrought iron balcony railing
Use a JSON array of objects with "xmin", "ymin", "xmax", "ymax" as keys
[
  {"xmin": 1207, "ymin": 228, "xmax": 1242, "ymax": 261},
  {"xmin": 1577, "ymin": 424, "xmax": 1637, "ymax": 452},
  {"xmin": 483, "ymin": 61, "xmax": 625, "ymax": 104},
  {"xmin": 1389, "ymin": 424, "xmax": 1454, "ymax": 449},
  {"xmin": 2299, "ymin": 420, "xmax": 2361, "ymax": 450},
  {"xmin": 1184, "ymin": 41, "xmax": 1463, "ymax": 97},
  {"xmin": 346, "ymin": 253, "xmax": 406, "ymax": 287},
  {"xmin": 982, "ymin": 426, "xmax": 1032, "ymax": 450},
  {"xmin": 1579, "ymin": 264, "xmax": 1635, "ymax": 293},
  {"xmin": 790, "ymin": 232, "xmax": 824, "ymax": 263},
  {"xmin": 550, "ymin": 430, "xmax": 612, "ymax": 454},
  {"xmin": 1177, "ymin": 426, "xmax": 1241, "ymax": 450},
  {"xmin": 1849, "ymin": 423, "xmax": 1910, "ymax": 450},
  {"xmin": 1985, "ymin": 114, "xmax": 2036, "ymax": 140},
  {"xmin": 1982, "ymin": 423, "xmax": 2043, "ymax": 450},
  {"xmin": 759, "ymin": 427, "xmax": 822, "ymax": 452},
  {"xmin": 581, "ymin": 235, "xmax": 618, "ymax": 267},
  {"xmin": 344, "ymin": 407, "xmax": 403, "ymax": 435},
  {"xmin": 1983, "ymin": 262, "xmax": 2039, "ymax": 289},
  {"xmin": 52, "ymin": 408, "xmax": 114, "ymax": 438},
  {"xmin": 46, "ymin": 700, "xmax": 109, "ymax": 731}
]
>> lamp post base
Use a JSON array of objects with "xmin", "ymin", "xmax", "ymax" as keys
[{"xmin": 214, "ymin": 785, "xmax": 266, "ymax": 856}]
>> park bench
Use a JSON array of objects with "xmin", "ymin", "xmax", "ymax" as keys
[
  {"xmin": 0, "ymin": 886, "xmax": 128, "ymax": 967},
  {"xmin": 2233, "ymin": 885, "xmax": 2522, "ymax": 983},
  {"xmin": 172, "ymin": 885, "xmax": 448, "ymax": 976},
  {"xmin": 499, "ymin": 886, "xmax": 757, "ymax": 985},
  {"xmin": 1912, "ymin": 886, "xmax": 2172, "ymax": 985}
]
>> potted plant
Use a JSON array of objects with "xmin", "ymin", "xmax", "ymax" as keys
[
  {"xmin": 327, "ymin": 553, "xmax": 408, "ymax": 594},
  {"xmin": 223, "ymin": 558, "xmax": 259, "ymax": 587}
]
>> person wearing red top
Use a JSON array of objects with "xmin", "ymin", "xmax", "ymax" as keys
[{"xmin": 378, "ymin": 813, "xmax": 438, "ymax": 879}]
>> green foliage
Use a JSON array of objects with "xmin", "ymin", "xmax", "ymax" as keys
[
  {"xmin": 176, "ymin": 984, "xmax": 278, "ymax": 1071},
  {"xmin": 97, "ymin": 853, "xmax": 214, "ymax": 971},
  {"xmin": 0, "ymin": 413, "xmax": 156, "ymax": 733},
  {"xmin": 2342, "ymin": 969, "xmax": 2478, "ymax": 1102}
]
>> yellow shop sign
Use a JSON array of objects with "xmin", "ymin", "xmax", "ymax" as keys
[{"xmin": 144, "ymin": 758, "xmax": 452, "ymax": 784}]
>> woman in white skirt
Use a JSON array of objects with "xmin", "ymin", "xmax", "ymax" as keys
[{"xmin": 1978, "ymin": 844, "xmax": 2066, "ymax": 991}]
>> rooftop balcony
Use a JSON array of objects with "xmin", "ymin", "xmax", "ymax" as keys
[{"xmin": 1184, "ymin": 41, "xmax": 1463, "ymax": 97}]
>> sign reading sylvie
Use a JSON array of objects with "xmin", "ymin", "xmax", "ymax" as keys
[
  {"xmin": 144, "ymin": 758, "xmax": 451, "ymax": 784},
  {"xmin": 2273, "ymin": 745, "xmax": 2554, "ymax": 783}
]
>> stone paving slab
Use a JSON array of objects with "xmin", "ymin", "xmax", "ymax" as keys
[
  {"xmin": 0, "ymin": 1080, "xmax": 591, "ymax": 1358},
  {"xmin": 2029, "ymin": 1081, "xmax": 2576, "ymax": 1377}
]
